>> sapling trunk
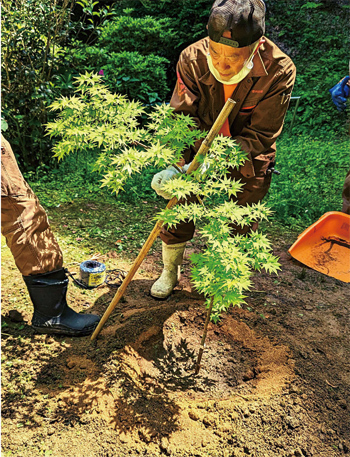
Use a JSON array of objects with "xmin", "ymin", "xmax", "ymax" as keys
[{"xmin": 195, "ymin": 296, "xmax": 215, "ymax": 375}]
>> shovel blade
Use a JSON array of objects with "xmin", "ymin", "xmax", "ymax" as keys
[{"xmin": 289, "ymin": 211, "xmax": 350, "ymax": 282}]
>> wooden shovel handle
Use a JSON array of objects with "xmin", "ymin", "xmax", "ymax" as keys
[{"xmin": 91, "ymin": 98, "xmax": 236, "ymax": 341}]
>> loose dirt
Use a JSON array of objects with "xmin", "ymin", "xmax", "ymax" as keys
[{"xmin": 2, "ymin": 229, "xmax": 350, "ymax": 457}]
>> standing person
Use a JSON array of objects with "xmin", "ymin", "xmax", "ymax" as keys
[
  {"xmin": 1, "ymin": 134, "xmax": 100, "ymax": 336},
  {"xmin": 151, "ymin": 0, "xmax": 296, "ymax": 298},
  {"xmin": 329, "ymin": 64, "xmax": 350, "ymax": 214}
]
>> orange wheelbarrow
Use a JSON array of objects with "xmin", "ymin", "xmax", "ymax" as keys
[{"xmin": 288, "ymin": 211, "xmax": 350, "ymax": 283}]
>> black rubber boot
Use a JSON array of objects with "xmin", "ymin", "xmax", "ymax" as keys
[{"xmin": 23, "ymin": 268, "xmax": 100, "ymax": 336}]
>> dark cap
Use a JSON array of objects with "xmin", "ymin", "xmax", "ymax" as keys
[{"xmin": 208, "ymin": 0, "xmax": 266, "ymax": 48}]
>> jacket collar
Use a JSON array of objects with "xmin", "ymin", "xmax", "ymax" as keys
[{"xmin": 198, "ymin": 47, "xmax": 268, "ymax": 86}]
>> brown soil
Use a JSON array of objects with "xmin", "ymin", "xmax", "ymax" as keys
[{"xmin": 2, "ymin": 231, "xmax": 350, "ymax": 457}]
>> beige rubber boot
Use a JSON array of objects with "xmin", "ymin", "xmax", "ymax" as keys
[{"xmin": 150, "ymin": 241, "xmax": 186, "ymax": 299}]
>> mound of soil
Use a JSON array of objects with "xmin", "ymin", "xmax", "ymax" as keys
[{"xmin": 1, "ymin": 232, "xmax": 350, "ymax": 457}]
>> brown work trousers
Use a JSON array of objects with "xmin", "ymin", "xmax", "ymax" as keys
[
  {"xmin": 1, "ymin": 135, "xmax": 63, "ymax": 276},
  {"xmin": 160, "ymin": 161, "xmax": 272, "ymax": 245}
]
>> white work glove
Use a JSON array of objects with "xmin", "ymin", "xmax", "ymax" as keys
[
  {"xmin": 151, "ymin": 165, "xmax": 186, "ymax": 200},
  {"xmin": 151, "ymin": 161, "xmax": 209, "ymax": 200}
]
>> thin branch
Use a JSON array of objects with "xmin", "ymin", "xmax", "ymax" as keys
[{"xmin": 131, "ymin": 140, "xmax": 149, "ymax": 149}]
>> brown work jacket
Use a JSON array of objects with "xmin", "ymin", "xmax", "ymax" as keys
[{"xmin": 170, "ymin": 36, "xmax": 296, "ymax": 178}]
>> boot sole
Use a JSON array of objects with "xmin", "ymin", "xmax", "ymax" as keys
[
  {"xmin": 32, "ymin": 323, "xmax": 98, "ymax": 337},
  {"xmin": 150, "ymin": 279, "xmax": 179, "ymax": 300},
  {"xmin": 150, "ymin": 291, "xmax": 172, "ymax": 300}
]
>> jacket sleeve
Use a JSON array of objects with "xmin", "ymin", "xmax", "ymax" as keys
[
  {"xmin": 170, "ymin": 54, "xmax": 204, "ymax": 163},
  {"xmin": 236, "ymin": 59, "xmax": 296, "ymax": 178}
]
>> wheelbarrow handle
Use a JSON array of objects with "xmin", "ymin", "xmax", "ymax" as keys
[{"xmin": 91, "ymin": 98, "xmax": 236, "ymax": 341}]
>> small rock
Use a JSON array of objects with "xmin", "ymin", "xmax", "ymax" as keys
[
  {"xmin": 47, "ymin": 428, "xmax": 55, "ymax": 436},
  {"xmin": 286, "ymin": 415, "xmax": 299, "ymax": 429},
  {"xmin": 305, "ymin": 305, "xmax": 313, "ymax": 311},
  {"xmin": 202, "ymin": 415, "xmax": 213, "ymax": 427},
  {"xmin": 188, "ymin": 410, "xmax": 200, "ymax": 421}
]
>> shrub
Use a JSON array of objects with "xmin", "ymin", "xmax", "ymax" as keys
[
  {"xmin": 112, "ymin": 0, "xmax": 211, "ymax": 45},
  {"xmin": 68, "ymin": 46, "xmax": 170, "ymax": 104},
  {"xmin": 1, "ymin": 0, "xmax": 76, "ymax": 168},
  {"xmin": 97, "ymin": 14, "xmax": 175, "ymax": 56},
  {"xmin": 1, "ymin": 0, "xmax": 115, "ymax": 169},
  {"xmin": 110, "ymin": 1, "xmax": 211, "ymax": 77}
]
